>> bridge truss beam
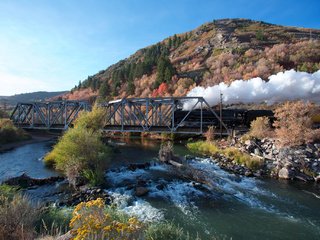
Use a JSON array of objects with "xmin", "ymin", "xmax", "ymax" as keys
[
  {"xmin": 103, "ymin": 97, "xmax": 230, "ymax": 135},
  {"xmin": 10, "ymin": 101, "xmax": 90, "ymax": 130}
]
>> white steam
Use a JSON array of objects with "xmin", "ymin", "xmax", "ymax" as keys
[{"xmin": 183, "ymin": 69, "xmax": 320, "ymax": 109}]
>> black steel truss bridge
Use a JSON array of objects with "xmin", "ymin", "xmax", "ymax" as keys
[
  {"xmin": 11, "ymin": 97, "xmax": 230, "ymax": 135},
  {"xmin": 10, "ymin": 101, "xmax": 90, "ymax": 130}
]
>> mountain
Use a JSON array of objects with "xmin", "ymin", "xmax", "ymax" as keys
[
  {"xmin": 0, "ymin": 91, "xmax": 68, "ymax": 106},
  {"xmin": 63, "ymin": 18, "xmax": 320, "ymax": 102}
]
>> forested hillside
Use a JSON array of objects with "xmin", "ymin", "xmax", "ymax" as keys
[{"xmin": 63, "ymin": 18, "xmax": 320, "ymax": 102}]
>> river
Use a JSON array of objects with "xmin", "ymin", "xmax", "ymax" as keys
[{"xmin": 0, "ymin": 138, "xmax": 319, "ymax": 239}]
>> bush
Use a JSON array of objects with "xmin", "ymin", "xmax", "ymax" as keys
[
  {"xmin": 145, "ymin": 222, "xmax": 186, "ymax": 240},
  {"xmin": 73, "ymin": 104, "xmax": 106, "ymax": 132},
  {"xmin": 44, "ymin": 105, "xmax": 112, "ymax": 186},
  {"xmin": 69, "ymin": 198, "xmax": 143, "ymax": 240},
  {"xmin": 204, "ymin": 126, "xmax": 215, "ymax": 142},
  {"xmin": 248, "ymin": 116, "xmax": 273, "ymax": 139},
  {"xmin": 273, "ymin": 101, "xmax": 320, "ymax": 147},
  {"xmin": 0, "ymin": 109, "xmax": 9, "ymax": 118},
  {"xmin": 0, "ymin": 118, "xmax": 30, "ymax": 144},
  {"xmin": 187, "ymin": 141, "xmax": 220, "ymax": 156},
  {"xmin": 44, "ymin": 127, "xmax": 111, "ymax": 186}
]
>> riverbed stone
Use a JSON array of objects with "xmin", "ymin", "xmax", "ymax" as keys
[
  {"xmin": 135, "ymin": 187, "xmax": 149, "ymax": 197},
  {"xmin": 278, "ymin": 167, "xmax": 295, "ymax": 179}
]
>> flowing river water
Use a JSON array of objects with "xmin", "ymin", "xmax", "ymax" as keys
[{"xmin": 0, "ymin": 138, "xmax": 320, "ymax": 239}]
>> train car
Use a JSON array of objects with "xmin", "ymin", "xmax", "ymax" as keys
[
  {"xmin": 244, "ymin": 110, "xmax": 274, "ymax": 126},
  {"xmin": 174, "ymin": 108, "xmax": 274, "ymax": 128}
]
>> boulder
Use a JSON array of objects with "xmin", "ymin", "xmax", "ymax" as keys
[
  {"xmin": 4, "ymin": 173, "xmax": 64, "ymax": 188},
  {"xmin": 244, "ymin": 170, "xmax": 253, "ymax": 177},
  {"xmin": 295, "ymin": 173, "xmax": 313, "ymax": 182},
  {"xmin": 135, "ymin": 187, "xmax": 149, "ymax": 197},
  {"xmin": 254, "ymin": 148, "xmax": 262, "ymax": 156},
  {"xmin": 278, "ymin": 167, "xmax": 295, "ymax": 179}
]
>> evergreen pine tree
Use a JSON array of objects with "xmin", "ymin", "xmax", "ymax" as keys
[
  {"xmin": 127, "ymin": 80, "xmax": 135, "ymax": 95},
  {"xmin": 164, "ymin": 67, "xmax": 172, "ymax": 83},
  {"xmin": 168, "ymin": 37, "xmax": 172, "ymax": 49},
  {"xmin": 99, "ymin": 81, "xmax": 110, "ymax": 98}
]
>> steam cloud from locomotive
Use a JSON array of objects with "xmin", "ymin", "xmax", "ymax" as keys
[{"xmin": 183, "ymin": 69, "xmax": 320, "ymax": 110}]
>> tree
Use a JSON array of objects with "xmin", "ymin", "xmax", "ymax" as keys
[
  {"xmin": 164, "ymin": 67, "xmax": 173, "ymax": 83},
  {"xmin": 249, "ymin": 117, "xmax": 273, "ymax": 139},
  {"xmin": 155, "ymin": 55, "xmax": 175, "ymax": 88},
  {"xmin": 168, "ymin": 37, "xmax": 172, "ymax": 49},
  {"xmin": 273, "ymin": 101, "xmax": 320, "ymax": 147},
  {"xmin": 99, "ymin": 81, "xmax": 110, "ymax": 98},
  {"xmin": 127, "ymin": 80, "xmax": 135, "ymax": 95}
]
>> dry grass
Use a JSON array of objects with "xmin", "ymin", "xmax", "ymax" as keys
[{"xmin": 0, "ymin": 194, "xmax": 40, "ymax": 240}]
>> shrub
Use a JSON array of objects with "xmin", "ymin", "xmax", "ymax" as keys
[
  {"xmin": 273, "ymin": 101, "xmax": 320, "ymax": 147},
  {"xmin": 204, "ymin": 126, "xmax": 215, "ymax": 142},
  {"xmin": 73, "ymin": 104, "xmax": 106, "ymax": 132},
  {"xmin": 145, "ymin": 222, "xmax": 186, "ymax": 240},
  {"xmin": 0, "ymin": 118, "xmax": 30, "ymax": 144},
  {"xmin": 0, "ymin": 194, "xmax": 40, "ymax": 240},
  {"xmin": 248, "ymin": 116, "xmax": 273, "ymax": 139},
  {"xmin": 187, "ymin": 141, "xmax": 220, "ymax": 156},
  {"xmin": 44, "ymin": 105, "xmax": 112, "ymax": 186},
  {"xmin": 0, "ymin": 109, "xmax": 9, "ymax": 118},
  {"xmin": 44, "ymin": 127, "xmax": 111, "ymax": 186},
  {"xmin": 69, "ymin": 198, "xmax": 143, "ymax": 240}
]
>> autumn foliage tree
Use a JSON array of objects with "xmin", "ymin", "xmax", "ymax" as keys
[
  {"xmin": 249, "ymin": 116, "xmax": 273, "ymax": 139},
  {"xmin": 273, "ymin": 101, "xmax": 320, "ymax": 147}
]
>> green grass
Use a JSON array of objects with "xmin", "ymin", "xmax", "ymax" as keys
[
  {"xmin": 145, "ymin": 222, "xmax": 188, "ymax": 240},
  {"xmin": 0, "ymin": 184, "xmax": 20, "ymax": 199},
  {"xmin": 36, "ymin": 206, "xmax": 73, "ymax": 236},
  {"xmin": 187, "ymin": 141, "xmax": 263, "ymax": 170}
]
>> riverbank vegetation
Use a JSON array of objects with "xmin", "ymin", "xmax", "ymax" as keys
[
  {"xmin": 245, "ymin": 101, "xmax": 320, "ymax": 146},
  {"xmin": 0, "ymin": 184, "xmax": 40, "ymax": 239},
  {"xmin": 187, "ymin": 100, "xmax": 320, "ymax": 180},
  {"xmin": 273, "ymin": 101, "xmax": 320, "ymax": 147},
  {"xmin": 0, "ymin": 118, "xmax": 30, "ymax": 145},
  {"xmin": 187, "ymin": 141, "xmax": 263, "ymax": 170},
  {"xmin": 44, "ymin": 105, "xmax": 112, "ymax": 187},
  {"xmin": 0, "ymin": 184, "xmax": 199, "ymax": 240}
]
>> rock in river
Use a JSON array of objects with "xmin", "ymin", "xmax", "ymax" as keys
[{"xmin": 278, "ymin": 167, "xmax": 295, "ymax": 180}]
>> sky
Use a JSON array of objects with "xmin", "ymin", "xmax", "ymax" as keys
[{"xmin": 0, "ymin": 0, "xmax": 319, "ymax": 96}]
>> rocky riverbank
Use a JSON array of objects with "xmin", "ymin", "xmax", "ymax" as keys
[{"xmin": 212, "ymin": 138, "xmax": 320, "ymax": 182}]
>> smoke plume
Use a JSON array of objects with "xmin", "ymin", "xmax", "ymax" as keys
[{"xmin": 183, "ymin": 69, "xmax": 320, "ymax": 110}]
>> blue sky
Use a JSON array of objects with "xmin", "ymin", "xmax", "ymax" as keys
[{"xmin": 0, "ymin": 0, "xmax": 319, "ymax": 96}]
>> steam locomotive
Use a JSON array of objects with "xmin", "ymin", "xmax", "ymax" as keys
[{"xmin": 173, "ymin": 108, "xmax": 274, "ymax": 128}]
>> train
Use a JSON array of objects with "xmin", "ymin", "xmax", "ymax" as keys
[{"xmin": 173, "ymin": 108, "xmax": 274, "ymax": 128}]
